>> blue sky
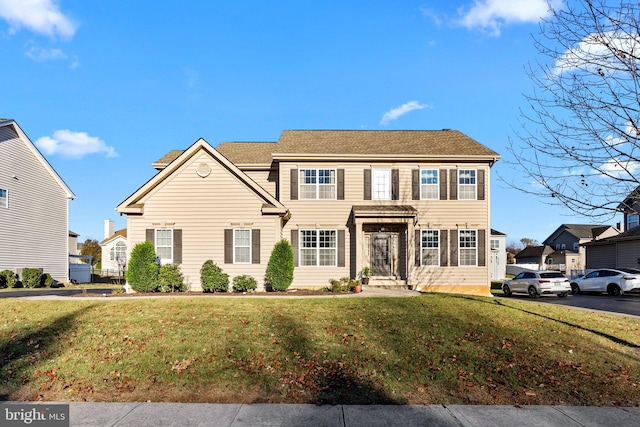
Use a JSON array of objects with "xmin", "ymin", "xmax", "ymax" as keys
[{"xmin": 1, "ymin": 0, "xmax": 617, "ymax": 245}]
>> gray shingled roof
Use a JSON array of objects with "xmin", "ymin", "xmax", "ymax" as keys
[{"xmin": 560, "ymin": 224, "xmax": 613, "ymax": 239}]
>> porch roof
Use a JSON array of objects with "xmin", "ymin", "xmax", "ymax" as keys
[{"xmin": 351, "ymin": 205, "xmax": 418, "ymax": 218}]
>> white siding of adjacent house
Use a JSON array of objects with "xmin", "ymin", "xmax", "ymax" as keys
[
  {"xmin": 101, "ymin": 235, "xmax": 127, "ymax": 275},
  {"xmin": 126, "ymin": 151, "xmax": 281, "ymax": 291},
  {"xmin": 278, "ymin": 161, "xmax": 492, "ymax": 294},
  {"xmin": 0, "ymin": 125, "xmax": 71, "ymax": 282}
]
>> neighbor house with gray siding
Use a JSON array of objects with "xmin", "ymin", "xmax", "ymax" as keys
[
  {"xmin": 117, "ymin": 130, "xmax": 499, "ymax": 296},
  {"xmin": 0, "ymin": 119, "xmax": 76, "ymax": 282}
]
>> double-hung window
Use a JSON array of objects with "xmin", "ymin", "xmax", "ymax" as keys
[
  {"xmin": 627, "ymin": 214, "xmax": 639, "ymax": 230},
  {"xmin": 155, "ymin": 228, "xmax": 173, "ymax": 264},
  {"xmin": 234, "ymin": 228, "xmax": 251, "ymax": 264},
  {"xmin": 458, "ymin": 169, "xmax": 476, "ymax": 200},
  {"xmin": 490, "ymin": 239, "xmax": 499, "ymax": 251},
  {"xmin": 421, "ymin": 229, "xmax": 439, "ymax": 266},
  {"xmin": 459, "ymin": 229, "xmax": 477, "ymax": 266},
  {"xmin": 372, "ymin": 169, "xmax": 391, "ymax": 200},
  {"xmin": 299, "ymin": 169, "xmax": 336, "ymax": 199},
  {"xmin": 420, "ymin": 169, "xmax": 439, "ymax": 200},
  {"xmin": 0, "ymin": 188, "xmax": 7, "ymax": 208},
  {"xmin": 300, "ymin": 229, "xmax": 337, "ymax": 266}
]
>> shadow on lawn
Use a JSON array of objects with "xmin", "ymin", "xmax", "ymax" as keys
[
  {"xmin": 0, "ymin": 305, "xmax": 96, "ymax": 400},
  {"xmin": 457, "ymin": 294, "xmax": 639, "ymax": 349},
  {"xmin": 261, "ymin": 312, "xmax": 400, "ymax": 405}
]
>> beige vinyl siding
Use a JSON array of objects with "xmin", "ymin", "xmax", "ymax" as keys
[
  {"xmin": 126, "ymin": 151, "xmax": 280, "ymax": 291},
  {"xmin": 0, "ymin": 125, "xmax": 70, "ymax": 281},
  {"xmin": 280, "ymin": 161, "xmax": 492, "ymax": 291},
  {"xmin": 243, "ymin": 169, "xmax": 277, "ymax": 197}
]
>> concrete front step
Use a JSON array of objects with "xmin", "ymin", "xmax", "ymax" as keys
[{"xmin": 366, "ymin": 279, "xmax": 410, "ymax": 290}]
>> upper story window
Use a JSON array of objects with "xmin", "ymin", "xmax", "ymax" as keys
[
  {"xmin": 155, "ymin": 228, "xmax": 173, "ymax": 264},
  {"xmin": 372, "ymin": 169, "xmax": 391, "ymax": 200},
  {"xmin": 458, "ymin": 229, "xmax": 477, "ymax": 266},
  {"xmin": 0, "ymin": 188, "xmax": 7, "ymax": 208},
  {"xmin": 420, "ymin": 169, "xmax": 439, "ymax": 200},
  {"xmin": 573, "ymin": 243, "xmax": 579, "ymax": 251},
  {"xmin": 490, "ymin": 239, "xmax": 499, "ymax": 250},
  {"xmin": 421, "ymin": 229, "xmax": 439, "ymax": 266},
  {"xmin": 458, "ymin": 169, "xmax": 476, "ymax": 200},
  {"xmin": 299, "ymin": 169, "xmax": 336, "ymax": 199},
  {"xmin": 299, "ymin": 229, "xmax": 337, "ymax": 267},
  {"xmin": 234, "ymin": 228, "xmax": 251, "ymax": 264},
  {"xmin": 627, "ymin": 213, "xmax": 639, "ymax": 230}
]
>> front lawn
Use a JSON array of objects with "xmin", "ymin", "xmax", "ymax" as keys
[{"xmin": 1, "ymin": 294, "xmax": 638, "ymax": 405}]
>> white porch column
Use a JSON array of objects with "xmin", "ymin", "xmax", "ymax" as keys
[{"xmin": 355, "ymin": 219, "xmax": 363, "ymax": 278}]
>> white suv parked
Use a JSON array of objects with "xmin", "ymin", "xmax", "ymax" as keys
[{"xmin": 503, "ymin": 271, "xmax": 571, "ymax": 298}]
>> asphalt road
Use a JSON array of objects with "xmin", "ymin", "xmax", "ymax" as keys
[
  {"xmin": 496, "ymin": 292, "xmax": 640, "ymax": 317},
  {"xmin": 0, "ymin": 288, "xmax": 115, "ymax": 298}
]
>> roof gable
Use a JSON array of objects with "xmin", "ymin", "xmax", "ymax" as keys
[
  {"xmin": 0, "ymin": 120, "xmax": 75, "ymax": 199},
  {"xmin": 117, "ymin": 138, "xmax": 287, "ymax": 215}
]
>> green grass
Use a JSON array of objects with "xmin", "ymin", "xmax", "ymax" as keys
[{"xmin": 1, "ymin": 294, "xmax": 639, "ymax": 405}]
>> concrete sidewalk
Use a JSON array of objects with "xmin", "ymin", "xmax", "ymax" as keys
[{"xmin": 3, "ymin": 402, "xmax": 639, "ymax": 426}]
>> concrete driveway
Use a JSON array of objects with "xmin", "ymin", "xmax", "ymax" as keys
[{"xmin": 495, "ymin": 292, "xmax": 640, "ymax": 318}]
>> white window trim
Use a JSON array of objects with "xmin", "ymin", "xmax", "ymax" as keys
[
  {"xmin": 299, "ymin": 168, "xmax": 337, "ymax": 200},
  {"xmin": 155, "ymin": 228, "xmax": 173, "ymax": 264},
  {"xmin": 458, "ymin": 228, "xmax": 478, "ymax": 267},
  {"xmin": 372, "ymin": 168, "xmax": 391, "ymax": 200},
  {"xmin": 233, "ymin": 228, "xmax": 252, "ymax": 264},
  {"xmin": 490, "ymin": 239, "xmax": 499, "ymax": 251},
  {"xmin": 299, "ymin": 229, "xmax": 337, "ymax": 267},
  {"xmin": 458, "ymin": 169, "xmax": 477, "ymax": 200},
  {"xmin": 420, "ymin": 169, "xmax": 439, "ymax": 200},
  {"xmin": 421, "ymin": 229, "xmax": 440, "ymax": 267},
  {"xmin": 0, "ymin": 188, "xmax": 7, "ymax": 209}
]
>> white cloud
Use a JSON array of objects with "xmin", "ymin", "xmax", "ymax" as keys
[
  {"xmin": 553, "ymin": 31, "xmax": 640, "ymax": 75},
  {"xmin": 600, "ymin": 158, "xmax": 640, "ymax": 179},
  {"xmin": 36, "ymin": 130, "xmax": 118, "ymax": 159},
  {"xmin": 25, "ymin": 45, "xmax": 66, "ymax": 61},
  {"xmin": 380, "ymin": 101, "xmax": 427, "ymax": 125},
  {"xmin": 0, "ymin": 0, "xmax": 77, "ymax": 39},
  {"xmin": 458, "ymin": 0, "xmax": 559, "ymax": 36}
]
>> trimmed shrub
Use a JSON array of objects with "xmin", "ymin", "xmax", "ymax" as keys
[
  {"xmin": 0, "ymin": 270, "xmax": 16, "ymax": 289},
  {"xmin": 42, "ymin": 273, "xmax": 55, "ymax": 288},
  {"xmin": 200, "ymin": 260, "xmax": 229, "ymax": 293},
  {"xmin": 22, "ymin": 268, "xmax": 44, "ymax": 288},
  {"xmin": 125, "ymin": 241, "xmax": 158, "ymax": 292},
  {"xmin": 233, "ymin": 275, "xmax": 257, "ymax": 293},
  {"xmin": 158, "ymin": 264, "xmax": 186, "ymax": 292},
  {"xmin": 265, "ymin": 239, "xmax": 294, "ymax": 291},
  {"xmin": 326, "ymin": 277, "xmax": 360, "ymax": 293}
]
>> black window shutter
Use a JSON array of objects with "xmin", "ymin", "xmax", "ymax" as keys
[
  {"xmin": 415, "ymin": 229, "xmax": 421, "ymax": 266},
  {"xmin": 290, "ymin": 169, "xmax": 298, "ymax": 200},
  {"xmin": 364, "ymin": 169, "xmax": 371, "ymax": 200},
  {"xmin": 392, "ymin": 169, "xmax": 399, "ymax": 200},
  {"xmin": 412, "ymin": 170, "xmax": 420, "ymax": 200},
  {"xmin": 173, "ymin": 229, "xmax": 182, "ymax": 264},
  {"xmin": 224, "ymin": 229, "xmax": 233, "ymax": 264},
  {"xmin": 338, "ymin": 230, "xmax": 345, "ymax": 267},
  {"xmin": 450, "ymin": 170, "xmax": 457, "ymax": 200},
  {"xmin": 252, "ymin": 229, "xmax": 260, "ymax": 264},
  {"xmin": 440, "ymin": 230, "xmax": 448, "ymax": 267},
  {"xmin": 291, "ymin": 229, "xmax": 298, "ymax": 267},
  {"xmin": 440, "ymin": 169, "xmax": 447, "ymax": 200},
  {"xmin": 337, "ymin": 169, "xmax": 345, "ymax": 200},
  {"xmin": 450, "ymin": 229, "xmax": 458, "ymax": 267},
  {"xmin": 478, "ymin": 229, "xmax": 486, "ymax": 266},
  {"xmin": 146, "ymin": 229, "xmax": 154, "ymax": 243},
  {"xmin": 477, "ymin": 169, "xmax": 485, "ymax": 200}
]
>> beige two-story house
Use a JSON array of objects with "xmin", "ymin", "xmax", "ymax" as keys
[{"xmin": 117, "ymin": 130, "xmax": 499, "ymax": 295}]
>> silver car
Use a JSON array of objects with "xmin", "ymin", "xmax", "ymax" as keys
[
  {"xmin": 503, "ymin": 270, "xmax": 570, "ymax": 298},
  {"xmin": 570, "ymin": 268, "xmax": 640, "ymax": 296}
]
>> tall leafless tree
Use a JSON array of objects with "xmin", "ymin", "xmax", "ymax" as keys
[{"xmin": 507, "ymin": 0, "xmax": 640, "ymax": 218}]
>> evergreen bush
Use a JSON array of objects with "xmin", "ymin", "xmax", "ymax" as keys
[
  {"xmin": 0, "ymin": 270, "xmax": 15, "ymax": 288},
  {"xmin": 125, "ymin": 241, "xmax": 158, "ymax": 292},
  {"xmin": 42, "ymin": 273, "xmax": 55, "ymax": 288},
  {"xmin": 265, "ymin": 239, "xmax": 294, "ymax": 291},
  {"xmin": 157, "ymin": 264, "xmax": 186, "ymax": 292},
  {"xmin": 232, "ymin": 275, "xmax": 257, "ymax": 293},
  {"xmin": 22, "ymin": 268, "xmax": 44, "ymax": 288},
  {"xmin": 200, "ymin": 260, "xmax": 229, "ymax": 293}
]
